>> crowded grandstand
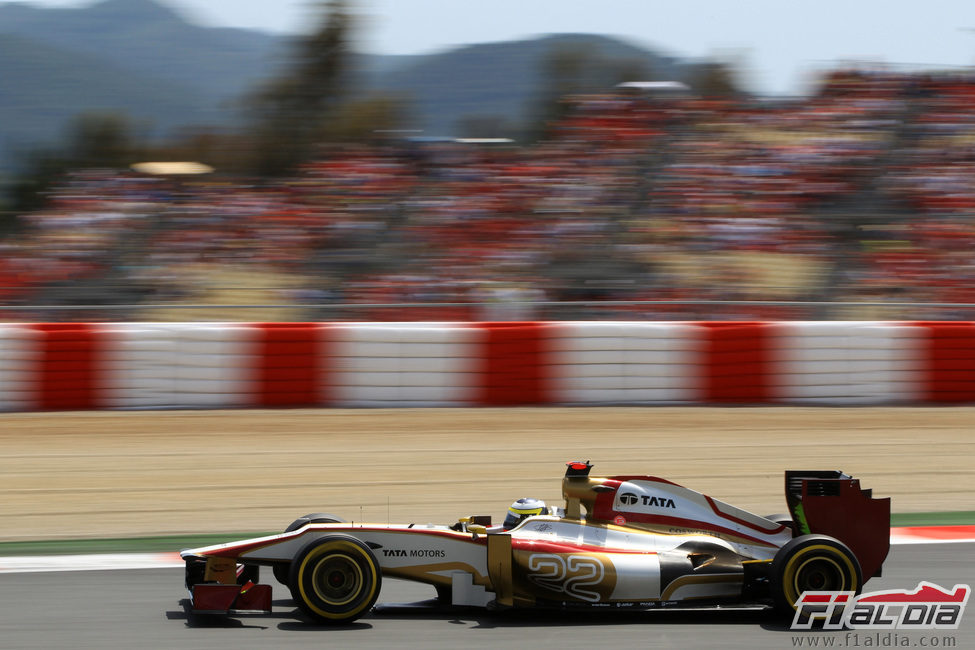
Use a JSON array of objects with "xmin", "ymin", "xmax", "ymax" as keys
[{"xmin": 3, "ymin": 69, "xmax": 975, "ymax": 322}]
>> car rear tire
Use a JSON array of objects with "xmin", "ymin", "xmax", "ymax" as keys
[
  {"xmin": 273, "ymin": 513, "xmax": 347, "ymax": 585},
  {"xmin": 763, "ymin": 513, "xmax": 796, "ymax": 536},
  {"xmin": 771, "ymin": 534, "xmax": 861, "ymax": 616},
  {"xmin": 288, "ymin": 535, "xmax": 382, "ymax": 624}
]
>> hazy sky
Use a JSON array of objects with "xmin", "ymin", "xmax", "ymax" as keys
[{"xmin": 7, "ymin": 0, "xmax": 975, "ymax": 95}]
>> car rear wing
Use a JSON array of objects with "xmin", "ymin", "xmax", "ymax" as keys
[{"xmin": 785, "ymin": 470, "xmax": 890, "ymax": 579}]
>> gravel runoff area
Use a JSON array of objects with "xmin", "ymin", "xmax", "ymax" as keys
[{"xmin": 1, "ymin": 407, "xmax": 973, "ymax": 542}]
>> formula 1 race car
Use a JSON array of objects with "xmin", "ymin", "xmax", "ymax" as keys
[{"xmin": 180, "ymin": 461, "xmax": 890, "ymax": 624}]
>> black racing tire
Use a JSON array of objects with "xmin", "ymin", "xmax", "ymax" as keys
[
  {"xmin": 436, "ymin": 584, "xmax": 451, "ymax": 604},
  {"xmin": 288, "ymin": 534, "xmax": 382, "ymax": 624},
  {"xmin": 274, "ymin": 513, "xmax": 347, "ymax": 586},
  {"xmin": 285, "ymin": 513, "xmax": 347, "ymax": 533},
  {"xmin": 771, "ymin": 534, "xmax": 862, "ymax": 616},
  {"xmin": 763, "ymin": 513, "xmax": 796, "ymax": 536},
  {"xmin": 184, "ymin": 556, "xmax": 207, "ymax": 590},
  {"xmin": 237, "ymin": 563, "xmax": 260, "ymax": 585}
]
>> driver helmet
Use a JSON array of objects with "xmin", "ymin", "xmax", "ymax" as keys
[{"xmin": 503, "ymin": 498, "xmax": 548, "ymax": 530}]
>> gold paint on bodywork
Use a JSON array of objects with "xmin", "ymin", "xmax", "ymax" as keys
[
  {"xmin": 204, "ymin": 556, "xmax": 237, "ymax": 584},
  {"xmin": 562, "ymin": 475, "xmax": 614, "ymax": 519},
  {"xmin": 660, "ymin": 573, "xmax": 744, "ymax": 600},
  {"xmin": 513, "ymin": 550, "xmax": 618, "ymax": 603},
  {"xmin": 487, "ymin": 533, "xmax": 514, "ymax": 607}
]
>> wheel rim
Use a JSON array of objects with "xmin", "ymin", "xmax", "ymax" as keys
[
  {"xmin": 793, "ymin": 555, "xmax": 846, "ymax": 593},
  {"xmin": 311, "ymin": 553, "xmax": 363, "ymax": 606},
  {"xmin": 781, "ymin": 543, "xmax": 859, "ymax": 611}
]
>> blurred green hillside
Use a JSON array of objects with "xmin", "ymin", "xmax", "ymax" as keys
[{"xmin": 0, "ymin": 0, "xmax": 686, "ymax": 173}]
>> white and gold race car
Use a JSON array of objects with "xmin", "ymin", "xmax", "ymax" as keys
[{"xmin": 181, "ymin": 461, "xmax": 890, "ymax": 624}]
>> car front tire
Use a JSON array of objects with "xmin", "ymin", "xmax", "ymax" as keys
[
  {"xmin": 273, "ymin": 513, "xmax": 347, "ymax": 585},
  {"xmin": 288, "ymin": 534, "xmax": 382, "ymax": 624}
]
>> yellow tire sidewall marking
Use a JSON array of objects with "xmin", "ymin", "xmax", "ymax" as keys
[
  {"xmin": 297, "ymin": 539, "xmax": 379, "ymax": 620},
  {"xmin": 782, "ymin": 544, "xmax": 858, "ymax": 610},
  {"xmin": 310, "ymin": 552, "xmax": 363, "ymax": 606}
]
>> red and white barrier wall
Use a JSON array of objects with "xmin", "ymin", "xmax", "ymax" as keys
[{"xmin": 0, "ymin": 321, "xmax": 972, "ymax": 411}]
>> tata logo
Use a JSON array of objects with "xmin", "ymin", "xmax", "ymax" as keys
[
  {"xmin": 381, "ymin": 548, "xmax": 445, "ymax": 558},
  {"xmin": 619, "ymin": 492, "xmax": 676, "ymax": 509},
  {"xmin": 641, "ymin": 495, "xmax": 676, "ymax": 508}
]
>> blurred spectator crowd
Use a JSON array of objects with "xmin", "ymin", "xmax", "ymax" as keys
[{"xmin": 5, "ymin": 67, "xmax": 975, "ymax": 322}]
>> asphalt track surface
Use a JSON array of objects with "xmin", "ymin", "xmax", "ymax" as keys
[{"xmin": 1, "ymin": 544, "xmax": 972, "ymax": 650}]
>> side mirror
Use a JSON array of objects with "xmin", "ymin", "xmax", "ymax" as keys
[{"xmin": 468, "ymin": 524, "xmax": 487, "ymax": 539}]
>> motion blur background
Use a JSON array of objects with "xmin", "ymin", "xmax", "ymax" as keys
[{"xmin": 3, "ymin": 0, "xmax": 975, "ymax": 323}]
